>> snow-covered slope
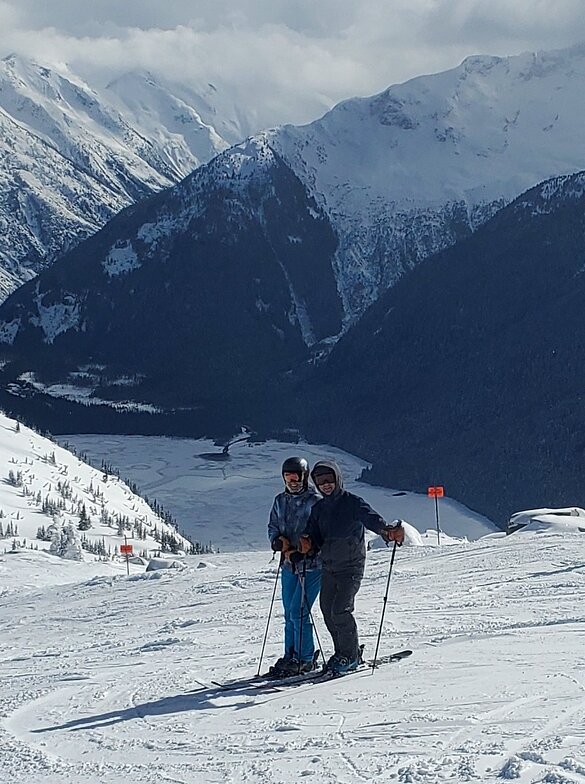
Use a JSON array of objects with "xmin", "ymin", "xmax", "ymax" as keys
[
  {"xmin": 0, "ymin": 411, "xmax": 197, "ymax": 571},
  {"xmin": 0, "ymin": 515, "xmax": 583, "ymax": 782},
  {"xmin": 0, "ymin": 55, "xmax": 249, "ymax": 300},
  {"xmin": 103, "ymin": 72, "xmax": 251, "ymax": 176}
]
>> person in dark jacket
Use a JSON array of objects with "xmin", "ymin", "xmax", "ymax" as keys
[
  {"xmin": 297, "ymin": 459, "xmax": 404, "ymax": 674},
  {"xmin": 267, "ymin": 456, "xmax": 321, "ymax": 676}
]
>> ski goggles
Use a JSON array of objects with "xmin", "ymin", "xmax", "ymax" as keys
[{"xmin": 314, "ymin": 472, "xmax": 336, "ymax": 487}]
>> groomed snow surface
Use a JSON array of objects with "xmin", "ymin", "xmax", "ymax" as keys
[{"xmin": 1, "ymin": 421, "xmax": 585, "ymax": 783}]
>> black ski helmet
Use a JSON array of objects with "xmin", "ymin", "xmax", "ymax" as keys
[{"xmin": 281, "ymin": 456, "xmax": 309, "ymax": 490}]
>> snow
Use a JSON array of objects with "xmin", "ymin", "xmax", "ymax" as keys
[
  {"xmin": 0, "ymin": 412, "xmax": 193, "ymax": 582},
  {"xmin": 268, "ymin": 44, "xmax": 585, "ymax": 321},
  {"xmin": 102, "ymin": 241, "xmax": 141, "ymax": 277},
  {"xmin": 29, "ymin": 287, "xmax": 82, "ymax": 344},
  {"xmin": 508, "ymin": 507, "xmax": 585, "ymax": 535},
  {"xmin": 13, "ymin": 373, "xmax": 161, "ymax": 413},
  {"xmin": 0, "ymin": 316, "xmax": 20, "ymax": 344},
  {"xmin": 0, "ymin": 54, "xmax": 260, "ymax": 300},
  {"xmin": 1, "ymin": 520, "xmax": 585, "ymax": 782},
  {"xmin": 1, "ymin": 419, "xmax": 585, "ymax": 782}
]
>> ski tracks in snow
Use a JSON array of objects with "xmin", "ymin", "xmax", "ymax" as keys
[{"xmin": 2, "ymin": 537, "xmax": 585, "ymax": 782}]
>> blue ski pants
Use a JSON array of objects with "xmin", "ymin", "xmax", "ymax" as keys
[{"xmin": 281, "ymin": 567, "xmax": 321, "ymax": 662}]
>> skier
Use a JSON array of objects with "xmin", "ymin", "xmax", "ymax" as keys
[
  {"xmin": 296, "ymin": 459, "xmax": 404, "ymax": 674},
  {"xmin": 267, "ymin": 456, "xmax": 321, "ymax": 676}
]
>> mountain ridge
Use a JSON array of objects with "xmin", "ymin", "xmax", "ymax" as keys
[{"xmin": 0, "ymin": 53, "xmax": 256, "ymax": 300}]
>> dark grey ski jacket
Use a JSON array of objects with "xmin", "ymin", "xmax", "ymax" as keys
[
  {"xmin": 268, "ymin": 487, "xmax": 321, "ymax": 572},
  {"xmin": 303, "ymin": 459, "xmax": 390, "ymax": 574}
]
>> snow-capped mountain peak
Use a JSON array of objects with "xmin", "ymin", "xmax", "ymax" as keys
[
  {"xmin": 266, "ymin": 43, "xmax": 585, "ymax": 318},
  {"xmin": 0, "ymin": 55, "xmax": 258, "ymax": 302}
]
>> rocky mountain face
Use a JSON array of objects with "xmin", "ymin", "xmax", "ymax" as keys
[
  {"xmin": 301, "ymin": 171, "xmax": 585, "ymax": 523},
  {"xmin": 0, "ymin": 138, "xmax": 340, "ymax": 433},
  {"xmin": 4, "ymin": 44, "xmax": 585, "ymax": 315},
  {"xmin": 0, "ymin": 55, "xmax": 252, "ymax": 300}
]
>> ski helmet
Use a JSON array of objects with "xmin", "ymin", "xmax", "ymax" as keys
[{"xmin": 281, "ymin": 456, "xmax": 309, "ymax": 490}]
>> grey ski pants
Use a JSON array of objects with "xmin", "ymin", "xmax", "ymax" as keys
[{"xmin": 319, "ymin": 569, "xmax": 363, "ymax": 660}]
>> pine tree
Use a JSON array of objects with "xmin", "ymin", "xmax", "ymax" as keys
[
  {"xmin": 78, "ymin": 504, "xmax": 91, "ymax": 531},
  {"xmin": 49, "ymin": 525, "xmax": 65, "ymax": 557}
]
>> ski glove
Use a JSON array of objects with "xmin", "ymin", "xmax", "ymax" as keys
[
  {"xmin": 298, "ymin": 535, "xmax": 312, "ymax": 554},
  {"xmin": 272, "ymin": 535, "xmax": 291, "ymax": 552},
  {"xmin": 381, "ymin": 521, "xmax": 405, "ymax": 546},
  {"xmin": 287, "ymin": 550, "xmax": 305, "ymax": 566}
]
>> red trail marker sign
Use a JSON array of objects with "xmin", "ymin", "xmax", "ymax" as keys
[
  {"xmin": 427, "ymin": 486, "xmax": 445, "ymax": 543},
  {"xmin": 121, "ymin": 538, "xmax": 133, "ymax": 575}
]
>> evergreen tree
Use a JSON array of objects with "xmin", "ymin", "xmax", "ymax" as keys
[
  {"xmin": 78, "ymin": 504, "xmax": 91, "ymax": 531},
  {"xmin": 50, "ymin": 522, "xmax": 83, "ymax": 561},
  {"xmin": 49, "ymin": 524, "xmax": 65, "ymax": 557},
  {"xmin": 62, "ymin": 523, "xmax": 83, "ymax": 561}
]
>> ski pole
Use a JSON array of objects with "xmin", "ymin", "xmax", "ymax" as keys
[
  {"xmin": 296, "ymin": 559, "xmax": 307, "ymax": 674},
  {"xmin": 298, "ymin": 565, "xmax": 326, "ymax": 669},
  {"xmin": 371, "ymin": 541, "xmax": 398, "ymax": 673},
  {"xmin": 256, "ymin": 554, "xmax": 283, "ymax": 677}
]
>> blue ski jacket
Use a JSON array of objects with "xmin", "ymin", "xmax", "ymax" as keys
[{"xmin": 268, "ymin": 487, "xmax": 321, "ymax": 572}]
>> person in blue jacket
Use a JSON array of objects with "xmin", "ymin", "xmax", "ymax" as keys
[
  {"xmin": 267, "ymin": 456, "xmax": 321, "ymax": 676},
  {"xmin": 297, "ymin": 459, "xmax": 404, "ymax": 674}
]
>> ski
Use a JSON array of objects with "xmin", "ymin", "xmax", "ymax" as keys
[
  {"xmin": 212, "ymin": 670, "xmax": 317, "ymax": 691},
  {"xmin": 212, "ymin": 650, "xmax": 323, "ymax": 691},
  {"xmin": 250, "ymin": 649, "xmax": 412, "ymax": 691},
  {"xmin": 213, "ymin": 649, "xmax": 411, "ymax": 692}
]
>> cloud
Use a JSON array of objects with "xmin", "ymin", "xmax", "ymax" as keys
[{"xmin": 2, "ymin": 0, "xmax": 585, "ymax": 129}]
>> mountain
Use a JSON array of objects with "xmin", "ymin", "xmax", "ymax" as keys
[
  {"xmin": 0, "ymin": 137, "xmax": 340, "ymax": 432},
  {"xmin": 0, "ymin": 55, "xmax": 253, "ymax": 300},
  {"xmin": 270, "ymin": 43, "xmax": 585, "ymax": 321},
  {"xmin": 2, "ymin": 45, "xmax": 585, "ymax": 452},
  {"xmin": 301, "ymin": 171, "xmax": 585, "ymax": 523}
]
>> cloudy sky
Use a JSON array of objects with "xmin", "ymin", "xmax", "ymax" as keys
[{"xmin": 2, "ymin": 0, "xmax": 585, "ymax": 129}]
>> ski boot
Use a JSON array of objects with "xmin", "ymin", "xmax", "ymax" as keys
[
  {"xmin": 325, "ymin": 653, "xmax": 359, "ymax": 675},
  {"xmin": 267, "ymin": 656, "xmax": 295, "ymax": 678}
]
